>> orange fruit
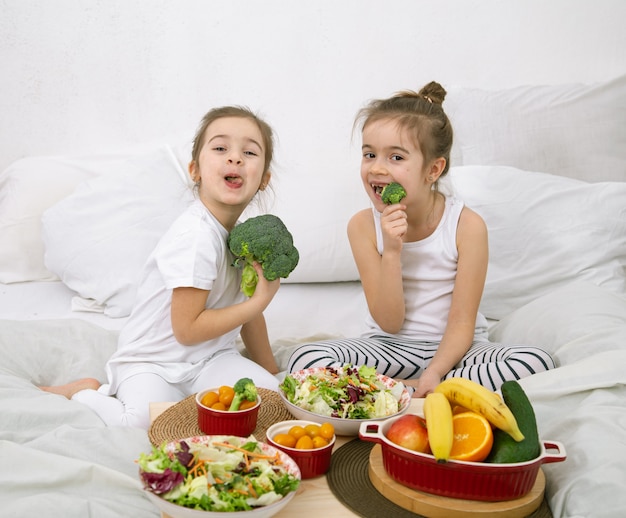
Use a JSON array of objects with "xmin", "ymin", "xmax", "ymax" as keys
[
  {"xmin": 319, "ymin": 422, "xmax": 335, "ymax": 441},
  {"xmin": 452, "ymin": 404, "xmax": 472, "ymax": 415},
  {"xmin": 273, "ymin": 433, "xmax": 297, "ymax": 448},
  {"xmin": 201, "ymin": 391, "xmax": 219, "ymax": 408},
  {"xmin": 218, "ymin": 385, "xmax": 235, "ymax": 406},
  {"xmin": 295, "ymin": 435, "xmax": 314, "ymax": 450},
  {"xmin": 288, "ymin": 425, "xmax": 306, "ymax": 440},
  {"xmin": 304, "ymin": 424, "xmax": 321, "ymax": 438},
  {"xmin": 449, "ymin": 412, "xmax": 494, "ymax": 462}
]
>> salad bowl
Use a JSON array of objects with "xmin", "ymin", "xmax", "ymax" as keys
[
  {"xmin": 278, "ymin": 365, "xmax": 411, "ymax": 436},
  {"xmin": 139, "ymin": 435, "xmax": 301, "ymax": 518}
]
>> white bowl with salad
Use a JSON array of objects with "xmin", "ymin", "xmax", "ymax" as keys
[
  {"xmin": 138, "ymin": 435, "xmax": 301, "ymax": 517},
  {"xmin": 278, "ymin": 364, "xmax": 411, "ymax": 436}
]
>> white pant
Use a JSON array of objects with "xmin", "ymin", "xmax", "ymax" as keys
[{"xmin": 72, "ymin": 351, "xmax": 280, "ymax": 429}]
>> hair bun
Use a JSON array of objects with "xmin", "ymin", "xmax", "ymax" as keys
[{"xmin": 418, "ymin": 81, "xmax": 447, "ymax": 105}]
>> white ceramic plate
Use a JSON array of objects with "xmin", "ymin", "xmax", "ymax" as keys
[
  {"xmin": 279, "ymin": 367, "xmax": 411, "ymax": 436},
  {"xmin": 142, "ymin": 435, "xmax": 300, "ymax": 518}
]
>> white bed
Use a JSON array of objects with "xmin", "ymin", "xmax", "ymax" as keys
[{"xmin": 2, "ymin": 2, "xmax": 626, "ymax": 517}]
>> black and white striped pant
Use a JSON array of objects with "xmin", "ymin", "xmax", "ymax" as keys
[{"xmin": 286, "ymin": 335, "xmax": 556, "ymax": 392}]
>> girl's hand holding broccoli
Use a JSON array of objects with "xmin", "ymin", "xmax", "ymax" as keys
[
  {"xmin": 380, "ymin": 205, "xmax": 408, "ymax": 253},
  {"xmin": 228, "ymin": 214, "xmax": 299, "ymax": 297},
  {"xmin": 249, "ymin": 261, "xmax": 280, "ymax": 305},
  {"xmin": 380, "ymin": 182, "xmax": 408, "ymax": 252}
]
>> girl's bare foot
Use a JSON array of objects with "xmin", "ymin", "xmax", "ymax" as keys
[{"xmin": 40, "ymin": 378, "xmax": 101, "ymax": 399}]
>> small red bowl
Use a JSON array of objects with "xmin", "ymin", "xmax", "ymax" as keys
[
  {"xmin": 266, "ymin": 420, "xmax": 336, "ymax": 479},
  {"xmin": 359, "ymin": 415, "xmax": 566, "ymax": 501},
  {"xmin": 195, "ymin": 389, "xmax": 261, "ymax": 436}
]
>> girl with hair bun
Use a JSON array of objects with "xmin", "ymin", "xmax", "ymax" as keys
[{"xmin": 287, "ymin": 82, "xmax": 555, "ymax": 397}]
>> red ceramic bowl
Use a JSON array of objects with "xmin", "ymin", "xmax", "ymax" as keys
[
  {"xmin": 359, "ymin": 415, "xmax": 566, "ymax": 501},
  {"xmin": 266, "ymin": 420, "xmax": 336, "ymax": 479},
  {"xmin": 195, "ymin": 389, "xmax": 261, "ymax": 436}
]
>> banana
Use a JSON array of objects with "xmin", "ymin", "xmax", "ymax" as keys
[
  {"xmin": 423, "ymin": 392, "xmax": 454, "ymax": 462},
  {"xmin": 434, "ymin": 378, "xmax": 525, "ymax": 442}
]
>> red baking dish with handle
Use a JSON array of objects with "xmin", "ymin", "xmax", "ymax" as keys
[{"xmin": 359, "ymin": 416, "xmax": 566, "ymax": 501}]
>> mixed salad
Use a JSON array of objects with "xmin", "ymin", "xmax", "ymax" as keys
[
  {"xmin": 279, "ymin": 364, "xmax": 406, "ymax": 419},
  {"xmin": 138, "ymin": 435, "xmax": 300, "ymax": 512}
]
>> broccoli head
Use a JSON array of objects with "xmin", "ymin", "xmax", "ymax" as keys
[
  {"xmin": 381, "ymin": 182, "xmax": 407, "ymax": 205},
  {"xmin": 227, "ymin": 214, "xmax": 299, "ymax": 296},
  {"xmin": 229, "ymin": 377, "xmax": 258, "ymax": 411}
]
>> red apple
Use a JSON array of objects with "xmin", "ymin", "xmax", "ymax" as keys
[{"xmin": 386, "ymin": 414, "xmax": 430, "ymax": 453}]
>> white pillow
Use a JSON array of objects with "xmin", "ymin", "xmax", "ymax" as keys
[
  {"xmin": 42, "ymin": 145, "xmax": 194, "ymax": 318},
  {"xmin": 449, "ymin": 165, "xmax": 626, "ymax": 320},
  {"xmin": 447, "ymin": 75, "xmax": 626, "ymax": 183},
  {"xmin": 0, "ymin": 155, "xmax": 128, "ymax": 283},
  {"xmin": 489, "ymin": 281, "xmax": 626, "ymax": 366}
]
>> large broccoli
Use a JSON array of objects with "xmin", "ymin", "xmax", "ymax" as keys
[
  {"xmin": 229, "ymin": 377, "xmax": 258, "ymax": 411},
  {"xmin": 227, "ymin": 214, "xmax": 299, "ymax": 296},
  {"xmin": 381, "ymin": 182, "xmax": 407, "ymax": 204}
]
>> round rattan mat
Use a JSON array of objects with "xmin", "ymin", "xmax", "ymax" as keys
[
  {"xmin": 326, "ymin": 439, "xmax": 553, "ymax": 518},
  {"xmin": 148, "ymin": 388, "xmax": 293, "ymax": 446}
]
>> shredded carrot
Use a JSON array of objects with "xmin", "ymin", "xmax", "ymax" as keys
[
  {"xmin": 247, "ymin": 480, "xmax": 258, "ymax": 498},
  {"xmin": 189, "ymin": 461, "xmax": 207, "ymax": 477}
]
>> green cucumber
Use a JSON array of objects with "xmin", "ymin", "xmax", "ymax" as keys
[{"xmin": 485, "ymin": 380, "xmax": 541, "ymax": 463}]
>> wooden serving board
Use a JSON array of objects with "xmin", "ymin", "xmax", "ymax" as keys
[{"xmin": 368, "ymin": 444, "xmax": 545, "ymax": 518}]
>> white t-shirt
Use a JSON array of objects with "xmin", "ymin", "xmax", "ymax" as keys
[
  {"xmin": 103, "ymin": 199, "xmax": 245, "ymax": 394},
  {"xmin": 364, "ymin": 195, "xmax": 489, "ymax": 341}
]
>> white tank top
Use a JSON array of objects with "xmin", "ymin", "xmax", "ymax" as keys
[{"xmin": 364, "ymin": 195, "xmax": 488, "ymax": 341}]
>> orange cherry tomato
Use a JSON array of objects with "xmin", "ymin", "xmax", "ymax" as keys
[
  {"xmin": 273, "ymin": 433, "xmax": 297, "ymax": 448},
  {"xmin": 288, "ymin": 425, "xmax": 306, "ymax": 440},
  {"xmin": 200, "ymin": 391, "xmax": 220, "ymax": 408},
  {"xmin": 304, "ymin": 424, "xmax": 321, "ymax": 438},
  {"xmin": 312, "ymin": 436, "xmax": 329, "ymax": 448},
  {"xmin": 319, "ymin": 422, "xmax": 335, "ymax": 441},
  {"xmin": 218, "ymin": 385, "xmax": 235, "ymax": 406},
  {"xmin": 211, "ymin": 401, "xmax": 227, "ymax": 411},
  {"xmin": 295, "ymin": 435, "xmax": 314, "ymax": 450},
  {"xmin": 238, "ymin": 399, "xmax": 257, "ymax": 410}
]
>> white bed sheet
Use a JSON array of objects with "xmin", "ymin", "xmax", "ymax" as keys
[
  {"xmin": 0, "ymin": 281, "xmax": 128, "ymax": 331},
  {"xmin": 2, "ymin": 280, "xmax": 626, "ymax": 517},
  {"xmin": 0, "ymin": 279, "xmax": 368, "ymax": 375},
  {"xmin": 0, "ymin": 280, "xmax": 367, "ymax": 518},
  {"xmin": 0, "ymin": 280, "xmax": 367, "ymax": 340},
  {"xmin": 0, "ymin": 317, "xmax": 157, "ymax": 518}
]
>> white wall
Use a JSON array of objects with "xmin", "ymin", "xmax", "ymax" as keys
[{"xmin": 1, "ymin": 0, "xmax": 624, "ymax": 177}]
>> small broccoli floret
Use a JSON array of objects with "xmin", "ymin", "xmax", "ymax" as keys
[
  {"xmin": 381, "ymin": 182, "xmax": 407, "ymax": 204},
  {"xmin": 229, "ymin": 377, "xmax": 258, "ymax": 411},
  {"xmin": 227, "ymin": 214, "xmax": 299, "ymax": 296}
]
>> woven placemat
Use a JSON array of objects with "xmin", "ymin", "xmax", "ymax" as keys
[
  {"xmin": 148, "ymin": 388, "xmax": 293, "ymax": 446},
  {"xmin": 326, "ymin": 439, "xmax": 553, "ymax": 518}
]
